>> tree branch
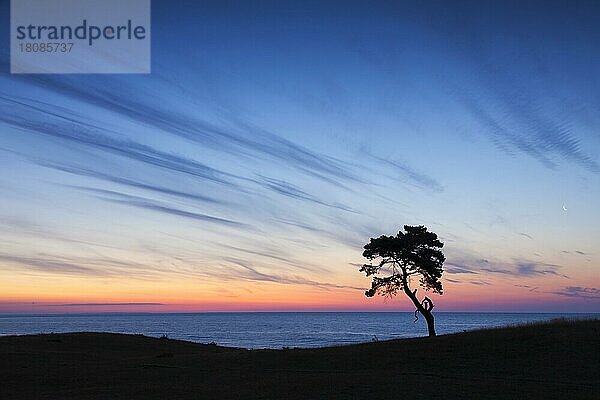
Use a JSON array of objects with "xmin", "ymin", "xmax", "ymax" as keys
[
  {"xmin": 422, "ymin": 296, "xmax": 434, "ymax": 312},
  {"xmin": 414, "ymin": 294, "xmax": 435, "ymax": 322}
]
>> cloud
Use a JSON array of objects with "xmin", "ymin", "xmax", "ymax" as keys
[
  {"xmin": 40, "ymin": 161, "xmax": 226, "ymax": 205},
  {"xmin": 515, "ymin": 262, "xmax": 568, "ymax": 278},
  {"xmin": 0, "ymin": 251, "xmax": 215, "ymax": 280},
  {"xmin": 551, "ymin": 286, "xmax": 600, "ymax": 300},
  {"xmin": 78, "ymin": 187, "xmax": 250, "ymax": 229},
  {"xmin": 1, "ymin": 76, "xmax": 364, "ymax": 186},
  {"xmin": 273, "ymin": 217, "xmax": 364, "ymax": 249},
  {"xmin": 515, "ymin": 284, "xmax": 539, "ymax": 292},
  {"xmin": 0, "ymin": 96, "xmax": 240, "ymax": 187},
  {"xmin": 120, "ymin": 200, "xmax": 247, "ymax": 227},
  {"xmin": 0, "ymin": 254, "xmax": 108, "ymax": 276},
  {"xmin": 0, "ymin": 253, "xmax": 163, "ymax": 278},
  {"xmin": 55, "ymin": 303, "xmax": 164, "ymax": 307},
  {"xmin": 443, "ymin": 277, "xmax": 489, "ymax": 286},
  {"xmin": 444, "ymin": 262, "xmax": 478, "ymax": 274},
  {"xmin": 217, "ymin": 244, "xmax": 322, "ymax": 273},
  {"xmin": 0, "ymin": 86, "xmax": 373, "ymax": 247},
  {"xmin": 369, "ymin": 154, "xmax": 444, "ymax": 192},
  {"xmin": 448, "ymin": 252, "xmax": 570, "ymax": 280},
  {"xmin": 496, "ymin": 91, "xmax": 599, "ymax": 173},
  {"xmin": 0, "ymin": 215, "xmax": 127, "ymax": 251},
  {"xmin": 257, "ymin": 175, "xmax": 356, "ymax": 212},
  {"xmin": 221, "ymin": 257, "xmax": 362, "ymax": 291},
  {"xmin": 433, "ymin": 6, "xmax": 600, "ymax": 174},
  {"xmin": 230, "ymin": 119, "xmax": 364, "ymax": 185},
  {"xmin": 445, "ymin": 267, "xmax": 477, "ymax": 274},
  {"xmin": 481, "ymin": 261, "xmax": 568, "ymax": 278},
  {"xmin": 454, "ymin": 64, "xmax": 599, "ymax": 174}
]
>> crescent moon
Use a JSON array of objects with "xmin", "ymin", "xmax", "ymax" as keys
[{"xmin": 562, "ymin": 204, "xmax": 567, "ymax": 211}]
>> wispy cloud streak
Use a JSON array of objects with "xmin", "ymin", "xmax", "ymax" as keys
[
  {"xmin": 221, "ymin": 257, "xmax": 362, "ymax": 290},
  {"xmin": 55, "ymin": 303, "xmax": 164, "ymax": 307},
  {"xmin": 0, "ymin": 254, "xmax": 107, "ymax": 276},
  {"xmin": 551, "ymin": 286, "xmax": 600, "ymax": 300},
  {"xmin": 2, "ymin": 76, "xmax": 364, "ymax": 185},
  {"xmin": 72, "ymin": 186, "xmax": 250, "ymax": 229},
  {"xmin": 0, "ymin": 96, "xmax": 240, "ymax": 186},
  {"xmin": 258, "ymin": 175, "xmax": 356, "ymax": 212},
  {"xmin": 481, "ymin": 261, "xmax": 568, "ymax": 278},
  {"xmin": 370, "ymin": 155, "xmax": 444, "ymax": 192},
  {"xmin": 40, "ymin": 161, "xmax": 225, "ymax": 205}
]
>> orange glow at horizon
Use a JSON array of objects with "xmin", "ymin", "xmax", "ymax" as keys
[
  {"xmin": 2, "ymin": 272, "xmax": 597, "ymax": 313},
  {"xmin": 2, "ymin": 248, "xmax": 598, "ymax": 314}
]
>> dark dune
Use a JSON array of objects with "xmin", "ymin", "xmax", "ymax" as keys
[{"xmin": 1, "ymin": 319, "xmax": 598, "ymax": 399}]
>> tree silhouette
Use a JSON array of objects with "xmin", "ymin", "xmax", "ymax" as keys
[{"xmin": 359, "ymin": 225, "xmax": 445, "ymax": 337}]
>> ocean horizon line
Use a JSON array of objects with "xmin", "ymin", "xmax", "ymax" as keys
[{"xmin": 2, "ymin": 310, "xmax": 599, "ymax": 317}]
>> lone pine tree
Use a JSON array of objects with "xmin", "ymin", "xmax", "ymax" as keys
[{"xmin": 360, "ymin": 225, "xmax": 445, "ymax": 337}]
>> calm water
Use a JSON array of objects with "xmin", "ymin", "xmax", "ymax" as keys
[{"xmin": 0, "ymin": 312, "xmax": 597, "ymax": 349}]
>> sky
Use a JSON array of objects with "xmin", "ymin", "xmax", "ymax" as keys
[{"xmin": 0, "ymin": 0, "xmax": 598, "ymax": 313}]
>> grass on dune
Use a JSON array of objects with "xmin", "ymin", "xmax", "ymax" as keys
[{"xmin": 1, "ymin": 318, "xmax": 598, "ymax": 400}]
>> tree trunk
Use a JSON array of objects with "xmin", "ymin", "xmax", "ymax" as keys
[
  {"xmin": 422, "ymin": 309, "xmax": 436, "ymax": 337},
  {"xmin": 403, "ymin": 283, "xmax": 437, "ymax": 337}
]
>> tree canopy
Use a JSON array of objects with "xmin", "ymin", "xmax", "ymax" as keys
[
  {"xmin": 361, "ymin": 225, "xmax": 445, "ymax": 296},
  {"xmin": 359, "ymin": 225, "xmax": 445, "ymax": 336}
]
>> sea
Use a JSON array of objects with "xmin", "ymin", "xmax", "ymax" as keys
[{"xmin": 0, "ymin": 312, "xmax": 597, "ymax": 349}]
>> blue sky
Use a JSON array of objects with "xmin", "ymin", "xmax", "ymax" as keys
[{"xmin": 0, "ymin": 0, "xmax": 599, "ymax": 311}]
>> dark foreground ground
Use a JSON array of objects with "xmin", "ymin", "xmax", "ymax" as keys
[{"xmin": 1, "ymin": 319, "xmax": 598, "ymax": 400}]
